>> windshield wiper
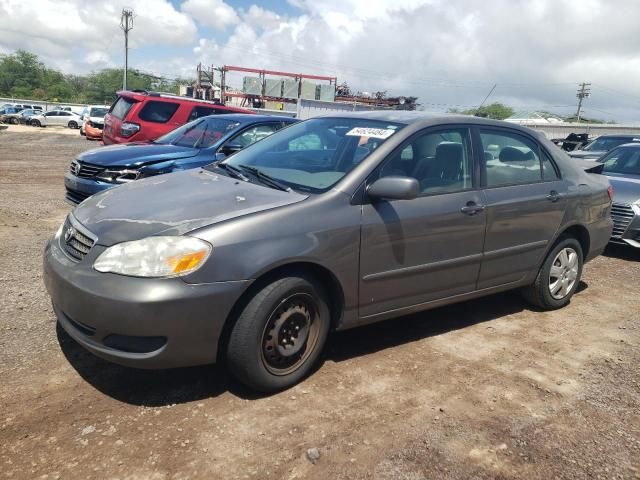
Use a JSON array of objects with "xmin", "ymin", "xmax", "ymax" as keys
[
  {"xmin": 237, "ymin": 165, "xmax": 292, "ymax": 192},
  {"xmin": 214, "ymin": 162, "xmax": 249, "ymax": 181}
]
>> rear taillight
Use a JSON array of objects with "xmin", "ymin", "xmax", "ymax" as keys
[
  {"xmin": 607, "ymin": 185, "xmax": 614, "ymax": 201},
  {"xmin": 120, "ymin": 122, "xmax": 140, "ymax": 138}
]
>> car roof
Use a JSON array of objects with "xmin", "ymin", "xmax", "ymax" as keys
[
  {"xmin": 612, "ymin": 142, "xmax": 640, "ymax": 149},
  {"xmin": 206, "ymin": 113, "xmax": 297, "ymax": 123},
  {"xmin": 314, "ymin": 110, "xmax": 541, "ymax": 131},
  {"xmin": 593, "ymin": 134, "xmax": 640, "ymax": 139}
]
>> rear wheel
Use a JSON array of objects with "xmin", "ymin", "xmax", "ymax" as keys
[
  {"xmin": 226, "ymin": 274, "xmax": 330, "ymax": 392},
  {"xmin": 9, "ymin": 117, "xmax": 18, "ymax": 124},
  {"xmin": 522, "ymin": 236, "xmax": 583, "ymax": 310},
  {"xmin": 68, "ymin": 121, "xmax": 78, "ymax": 129}
]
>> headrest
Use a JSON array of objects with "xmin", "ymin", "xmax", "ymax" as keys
[
  {"xmin": 435, "ymin": 142, "xmax": 463, "ymax": 159},
  {"xmin": 499, "ymin": 146, "xmax": 533, "ymax": 162}
]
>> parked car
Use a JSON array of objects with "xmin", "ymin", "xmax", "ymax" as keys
[
  {"xmin": 30, "ymin": 110, "xmax": 83, "ymax": 128},
  {"xmin": 16, "ymin": 109, "xmax": 42, "ymax": 124},
  {"xmin": 596, "ymin": 143, "xmax": 640, "ymax": 248},
  {"xmin": 102, "ymin": 90, "xmax": 254, "ymax": 145},
  {"xmin": 0, "ymin": 103, "xmax": 41, "ymax": 111},
  {"xmin": 0, "ymin": 107, "xmax": 22, "ymax": 123},
  {"xmin": 80, "ymin": 105, "xmax": 110, "ymax": 140},
  {"xmin": 568, "ymin": 134, "xmax": 640, "ymax": 160},
  {"xmin": 64, "ymin": 114, "xmax": 297, "ymax": 204},
  {"xmin": 44, "ymin": 113, "xmax": 613, "ymax": 392}
]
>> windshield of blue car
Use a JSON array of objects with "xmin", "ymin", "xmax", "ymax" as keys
[
  {"xmin": 89, "ymin": 107, "xmax": 109, "ymax": 117},
  {"xmin": 219, "ymin": 117, "xmax": 405, "ymax": 193},
  {"xmin": 583, "ymin": 137, "xmax": 638, "ymax": 152},
  {"xmin": 154, "ymin": 118, "xmax": 240, "ymax": 148},
  {"xmin": 600, "ymin": 147, "xmax": 640, "ymax": 175}
]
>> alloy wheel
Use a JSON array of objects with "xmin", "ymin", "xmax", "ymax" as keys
[{"xmin": 548, "ymin": 247, "xmax": 579, "ymax": 300}]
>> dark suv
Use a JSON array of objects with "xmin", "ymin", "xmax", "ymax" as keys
[{"xmin": 103, "ymin": 90, "xmax": 255, "ymax": 145}]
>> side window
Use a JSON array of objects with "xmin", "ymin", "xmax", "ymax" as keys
[
  {"xmin": 138, "ymin": 101, "xmax": 180, "ymax": 123},
  {"xmin": 231, "ymin": 124, "xmax": 279, "ymax": 147},
  {"xmin": 480, "ymin": 130, "xmax": 543, "ymax": 186},
  {"xmin": 188, "ymin": 106, "xmax": 216, "ymax": 122},
  {"xmin": 379, "ymin": 128, "xmax": 473, "ymax": 194},
  {"xmin": 541, "ymin": 151, "xmax": 559, "ymax": 180},
  {"xmin": 45, "ymin": 111, "xmax": 58, "ymax": 117}
]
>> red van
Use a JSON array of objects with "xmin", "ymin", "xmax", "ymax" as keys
[{"xmin": 103, "ymin": 90, "xmax": 254, "ymax": 145}]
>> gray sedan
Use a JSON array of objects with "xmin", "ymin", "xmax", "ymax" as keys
[
  {"xmin": 44, "ymin": 112, "xmax": 613, "ymax": 392},
  {"xmin": 597, "ymin": 143, "xmax": 640, "ymax": 247}
]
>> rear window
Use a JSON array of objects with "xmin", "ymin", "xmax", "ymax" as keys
[
  {"xmin": 138, "ymin": 101, "xmax": 180, "ymax": 123},
  {"xmin": 188, "ymin": 106, "xmax": 217, "ymax": 122},
  {"xmin": 110, "ymin": 96, "xmax": 136, "ymax": 120}
]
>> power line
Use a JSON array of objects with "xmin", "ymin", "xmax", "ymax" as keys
[
  {"xmin": 120, "ymin": 8, "xmax": 134, "ymax": 90},
  {"xmin": 575, "ymin": 82, "xmax": 591, "ymax": 123}
]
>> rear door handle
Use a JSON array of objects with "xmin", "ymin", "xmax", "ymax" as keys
[
  {"xmin": 460, "ymin": 202, "xmax": 485, "ymax": 215},
  {"xmin": 546, "ymin": 190, "xmax": 561, "ymax": 202}
]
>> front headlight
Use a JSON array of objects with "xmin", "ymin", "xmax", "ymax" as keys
[
  {"xmin": 93, "ymin": 236, "xmax": 212, "ymax": 278},
  {"xmin": 96, "ymin": 169, "xmax": 141, "ymax": 183}
]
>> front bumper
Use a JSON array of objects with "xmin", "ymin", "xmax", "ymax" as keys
[
  {"xmin": 85, "ymin": 124, "xmax": 103, "ymax": 139},
  {"xmin": 64, "ymin": 172, "xmax": 114, "ymax": 205},
  {"xmin": 44, "ymin": 235, "xmax": 250, "ymax": 369}
]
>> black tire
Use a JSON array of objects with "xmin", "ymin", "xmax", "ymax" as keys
[
  {"xmin": 226, "ymin": 274, "xmax": 330, "ymax": 392},
  {"xmin": 68, "ymin": 121, "xmax": 78, "ymax": 129},
  {"xmin": 32, "ymin": 119, "xmax": 41, "ymax": 128},
  {"xmin": 10, "ymin": 117, "xmax": 18, "ymax": 125},
  {"xmin": 80, "ymin": 127, "xmax": 85, "ymax": 136},
  {"xmin": 522, "ymin": 236, "xmax": 583, "ymax": 310}
]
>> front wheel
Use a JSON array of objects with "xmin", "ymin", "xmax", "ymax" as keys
[
  {"xmin": 522, "ymin": 236, "xmax": 583, "ymax": 310},
  {"xmin": 226, "ymin": 274, "xmax": 330, "ymax": 392},
  {"xmin": 31, "ymin": 119, "xmax": 41, "ymax": 127},
  {"xmin": 68, "ymin": 121, "xmax": 78, "ymax": 129}
]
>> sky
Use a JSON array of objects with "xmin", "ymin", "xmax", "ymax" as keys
[{"xmin": 1, "ymin": 0, "xmax": 640, "ymax": 122}]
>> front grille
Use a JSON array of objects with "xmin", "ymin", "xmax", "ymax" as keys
[
  {"xmin": 610, "ymin": 202, "xmax": 635, "ymax": 239},
  {"xmin": 60, "ymin": 216, "xmax": 97, "ymax": 261},
  {"xmin": 89, "ymin": 122, "xmax": 104, "ymax": 130},
  {"xmin": 69, "ymin": 160, "xmax": 105, "ymax": 179},
  {"xmin": 65, "ymin": 188, "xmax": 91, "ymax": 205}
]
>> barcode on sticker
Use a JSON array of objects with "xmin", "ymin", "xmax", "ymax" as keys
[{"xmin": 345, "ymin": 127, "xmax": 396, "ymax": 139}]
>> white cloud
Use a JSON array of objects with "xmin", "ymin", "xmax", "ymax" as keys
[
  {"xmin": 181, "ymin": 0, "xmax": 239, "ymax": 30},
  {"xmin": 0, "ymin": 0, "xmax": 197, "ymax": 72},
  {"xmin": 1, "ymin": 0, "xmax": 640, "ymax": 121}
]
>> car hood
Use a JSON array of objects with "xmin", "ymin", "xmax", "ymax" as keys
[
  {"xmin": 606, "ymin": 173, "xmax": 640, "ymax": 205},
  {"xmin": 77, "ymin": 143, "xmax": 200, "ymax": 167},
  {"xmin": 568, "ymin": 150, "xmax": 605, "ymax": 160},
  {"xmin": 72, "ymin": 168, "xmax": 308, "ymax": 246},
  {"xmin": 88, "ymin": 116, "xmax": 105, "ymax": 124}
]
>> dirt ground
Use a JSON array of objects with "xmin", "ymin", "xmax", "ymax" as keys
[{"xmin": 0, "ymin": 129, "xmax": 639, "ymax": 480}]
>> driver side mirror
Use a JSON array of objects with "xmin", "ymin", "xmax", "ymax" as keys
[
  {"xmin": 367, "ymin": 176, "xmax": 419, "ymax": 201},
  {"xmin": 220, "ymin": 142, "xmax": 243, "ymax": 156}
]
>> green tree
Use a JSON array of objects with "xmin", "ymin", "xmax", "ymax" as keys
[{"xmin": 449, "ymin": 102, "xmax": 515, "ymax": 120}]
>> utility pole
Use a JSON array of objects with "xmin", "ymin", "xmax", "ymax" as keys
[
  {"xmin": 575, "ymin": 82, "xmax": 591, "ymax": 123},
  {"xmin": 120, "ymin": 8, "xmax": 134, "ymax": 90}
]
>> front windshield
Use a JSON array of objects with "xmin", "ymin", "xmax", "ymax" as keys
[
  {"xmin": 583, "ymin": 137, "xmax": 637, "ymax": 152},
  {"xmin": 600, "ymin": 147, "xmax": 640, "ymax": 175},
  {"xmin": 155, "ymin": 118, "xmax": 240, "ymax": 148},
  {"xmin": 220, "ymin": 117, "xmax": 405, "ymax": 192},
  {"xmin": 89, "ymin": 107, "xmax": 109, "ymax": 117}
]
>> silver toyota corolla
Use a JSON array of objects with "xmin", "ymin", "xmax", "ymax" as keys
[
  {"xmin": 44, "ymin": 112, "xmax": 613, "ymax": 392},
  {"xmin": 597, "ymin": 143, "xmax": 640, "ymax": 247}
]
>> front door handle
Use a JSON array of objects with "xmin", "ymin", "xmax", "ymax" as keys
[
  {"xmin": 460, "ymin": 201, "xmax": 485, "ymax": 215},
  {"xmin": 546, "ymin": 190, "xmax": 561, "ymax": 202}
]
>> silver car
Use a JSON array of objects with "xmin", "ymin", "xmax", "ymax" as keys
[
  {"xmin": 44, "ymin": 112, "xmax": 613, "ymax": 392},
  {"xmin": 598, "ymin": 143, "xmax": 640, "ymax": 247}
]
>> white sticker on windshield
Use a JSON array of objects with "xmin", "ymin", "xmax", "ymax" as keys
[{"xmin": 345, "ymin": 127, "xmax": 396, "ymax": 139}]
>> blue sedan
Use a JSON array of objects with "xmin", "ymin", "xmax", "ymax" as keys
[{"xmin": 64, "ymin": 114, "xmax": 298, "ymax": 204}]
